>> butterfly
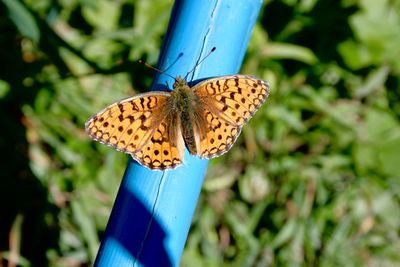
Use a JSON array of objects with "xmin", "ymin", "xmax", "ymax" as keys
[{"xmin": 85, "ymin": 75, "xmax": 270, "ymax": 170}]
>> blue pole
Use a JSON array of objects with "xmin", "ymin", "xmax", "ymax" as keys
[{"xmin": 94, "ymin": 0, "xmax": 263, "ymax": 266}]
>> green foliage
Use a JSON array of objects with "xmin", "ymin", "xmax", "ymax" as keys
[{"xmin": 0, "ymin": 0, "xmax": 399, "ymax": 266}]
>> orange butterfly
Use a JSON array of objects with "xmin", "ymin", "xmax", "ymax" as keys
[{"xmin": 85, "ymin": 75, "xmax": 269, "ymax": 170}]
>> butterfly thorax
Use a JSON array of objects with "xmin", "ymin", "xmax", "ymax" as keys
[
  {"xmin": 171, "ymin": 76, "xmax": 194, "ymax": 108},
  {"xmin": 171, "ymin": 76, "xmax": 199, "ymax": 154}
]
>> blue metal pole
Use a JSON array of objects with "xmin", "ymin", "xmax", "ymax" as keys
[{"xmin": 94, "ymin": 0, "xmax": 263, "ymax": 266}]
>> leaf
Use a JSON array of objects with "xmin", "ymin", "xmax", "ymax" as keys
[
  {"xmin": 262, "ymin": 43, "xmax": 318, "ymax": 64},
  {"xmin": 0, "ymin": 79, "xmax": 10, "ymax": 98},
  {"xmin": 1, "ymin": 0, "xmax": 40, "ymax": 42},
  {"xmin": 339, "ymin": 0, "xmax": 400, "ymax": 71}
]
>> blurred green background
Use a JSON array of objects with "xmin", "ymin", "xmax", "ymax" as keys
[{"xmin": 1, "ymin": 0, "xmax": 400, "ymax": 266}]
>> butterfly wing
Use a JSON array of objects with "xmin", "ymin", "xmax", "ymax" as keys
[
  {"xmin": 85, "ymin": 92, "xmax": 184, "ymax": 170},
  {"xmin": 191, "ymin": 75, "xmax": 270, "ymax": 158}
]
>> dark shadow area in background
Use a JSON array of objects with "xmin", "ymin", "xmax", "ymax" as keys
[
  {"xmin": 261, "ymin": 0, "xmax": 358, "ymax": 87},
  {"xmin": 262, "ymin": 0, "xmax": 357, "ymax": 62},
  {"xmin": 260, "ymin": 0, "xmax": 359, "ymax": 111},
  {"xmin": 0, "ymin": 5, "xmax": 60, "ymax": 266}
]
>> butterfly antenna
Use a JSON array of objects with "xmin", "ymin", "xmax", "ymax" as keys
[
  {"xmin": 184, "ymin": 47, "xmax": 216, "ymax": 81},
  {"xmin": 138, "ymin": 60, "xmax": 176, "ymax": 80}
]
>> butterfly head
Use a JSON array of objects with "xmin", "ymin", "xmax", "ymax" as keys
[{"xmin": 173, "ymin": 76, "xmax": 189, "ymax": 90}]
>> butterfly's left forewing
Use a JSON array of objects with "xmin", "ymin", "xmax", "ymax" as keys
[{"xmin": 191, "ymin": 75, "xmax": 270, "ymax": 158}]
